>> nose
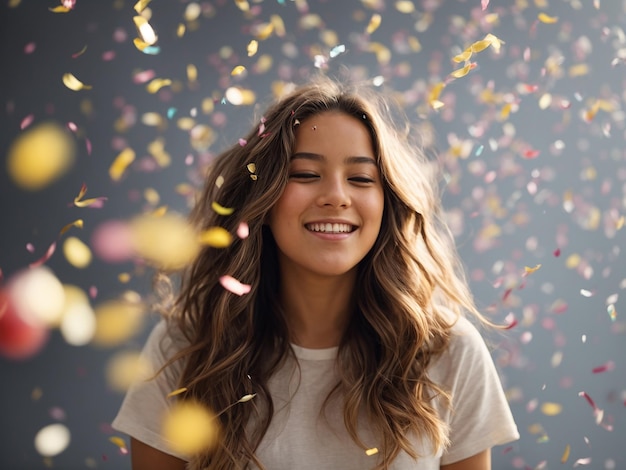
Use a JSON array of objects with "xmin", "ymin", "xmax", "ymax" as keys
[{"xmin": 316, "ymin": 176, "xmax": 351, "ymax": 208}]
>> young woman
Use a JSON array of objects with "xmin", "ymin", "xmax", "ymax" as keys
[{"xmin": 112, "ymin": 76, "xmax": 519, "ymax": 469}]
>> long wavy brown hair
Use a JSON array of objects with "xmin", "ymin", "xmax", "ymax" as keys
[{"xmin": 161, "ymin": 75, "xmax": 487, "ymax": 469}]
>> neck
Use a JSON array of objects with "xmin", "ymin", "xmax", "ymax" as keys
[{"xmin": 279, "ymin": 269, "xmax": 356, "ymax": 349}]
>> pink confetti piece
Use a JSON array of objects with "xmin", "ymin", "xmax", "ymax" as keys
[
  {"xmin": 238, "ymin": 138, "xmax": 247, "ymax": 146},
  {"xmin": 24, "ymin": 42, "xmax": 36, "ymax": 54},
  {"xmin": 67, "ymin": 122, "xmax": 78, "ymax": 133},
  {"xmin": 102, "ymin": 50, "xmax": 116, "ymax": 61},
  {"xmin": 85, "ymin": 138, "xmax": 92, "ymax": 155},
  {"xmin": 133, "ymin": 69, "xmax": 156, "ymax": 84},
  {"xmin": 29, "ymin": 241, "xmax": 57, "ymax": 268},
  {"xmin": 89, "ymin": 286, "xmax": 98, "ymax": 299},
  {"xmin": 26, "ymin": 243, "xmax": 35, "ymax": 253},
  {"xmin": 481, "ymin": 0, "xmax": 489, "ymax": 10},
  {"xmin": 219, "ymin": 275, "xmax": 251, "ymax": 296},
  {"xmin": 553, "ymin": 248, "xmax": 561, "ymax": 257},
  {"xmin": 257, "ymin": 117, "xmax": 266, "ymax": 136},
  {"xmin": 591, "ymin": 361, "xmax": 614, "ymax": 374},
  {"xmin": 237, "ymin": 222, "xmax": 249, "ymax": 239},
  {"xmin": 522, "ymin": 149, "xmax": 540, "ymax": 159},
  {"xmin": 20, "ymin": 114, "xmax": 34, "ymax": 130}
]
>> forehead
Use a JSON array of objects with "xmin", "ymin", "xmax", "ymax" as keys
[{"xmin": 293, "ymin": 111, "xmax": 374, "ymax": 154}]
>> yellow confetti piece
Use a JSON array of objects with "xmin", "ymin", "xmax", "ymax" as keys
[
  {"xmin": 428, "ymin": 82, "xmax": 446, "ymax": 108},
  {"xmin": 569, "ymin": 64, "xmax": 589, "ymax": 77},
  {"xmin": 151, "ymin": 206, "xmax": 168, "ymax": 217},
  {"xmin": 167, "ymin": 387, "xmax": 188, "ymax": 398},
  {"xmin": 162, "ymin": 401, "xmax": 219, "ymax": 455},
  {"xmin": 198, "ymin": 227, "xmax": 232, "ymax": 248},
  {"xmin": 484, "ymin": 33, "xmax": 505, "ymax": 53},
  {"xmin": 187, "ymin": 64, "xmax": 197, "ymax": 82},
  {"xmin": 106, "ymin": 350, "xmax": 152, "ymax": 392},
  {"xmin": 133, "ymin": 0, "xmax": 151, "ymax": 13},
  {"xmin": 524, "ymin": 264, "xmax": 542, "ymax": 274},
  {"xmin": 470, "ymin": 38, "xmax": 492, "ymax": 53},
  {"xmin": 452, "ymin": 48, "xmax": 472, "ymax": 63},
  {"xmin": 365, "ymin": 448, "xmax": 379, "ymax": 456},
  {"xmin": 211, "ymin": 201, "xmax": 235, "ymax": 216},
  {"xmin": 270, "ymin": 14, "xmax": 286, "ymax": 37},
  {"xmin": 538, "ymin": 93, "xmax": 552, "ymax": 110},
  {"xmin": 118, "ymin": 273, "xmax": 131, "ymax": 283},
  {"xmin": 450, "ymin": 63, "xmax": 473, "ymax": 78},
  {"xmin": 500, "ymin": 103, "xmax": 512, "ymax": 119},
  {"xmin": 92, "ymin": 299, "xmax": 145, "ymax": 347},
  {"xmin": 109, "ymin": 148, "xmax": 136, "ymax": 181},
  {"xmin": 366, "ymin": 13, "xmax": 382, "ymax": 34},
  {"xmin": 146, "ymin": 78, "xmax": 172, "ymax": 94},
  {"xmin": 7, "ymin": 122, "xmax": 76, "ymax": 190},
  {"xmin": 231, "ymin": 65, "xmax": 246, "ymax": 76},
  {"xmin": 109, "ymin": 436, "xmax": 127, "ymax": 451},
  {"xmin": 254, "ymin": 22, "xmax": 274, "ymax": 40},
  {"xmin": 395, "ymin": 1, "xmax": 415, "ymax": 13},
  {"xmin": 538, "ymin": 12, "xmax": 558, "ymax": 24},
  {"xmin": 132, "ymin": 37, "xmax": 151, "ymax": 52},
  {"xmin": 177, "ymin": 23, "xmax": 186, "ymax": 37},
  {"xmin": 59, "ymin": 219, "xmax": 83, "ymax": 236},
  {"xmin": 247, "ymin": 163, "xmax": 256, "ymax": 173},
  {"xmin": 49, "ymin": 5, "xmax": 71, "ymax": 13},
  {"xmin": 62, "ymin": 73, "xmax": 92, "ymax": 91},
  {"xmin": 73, "ymin": 183, "xmax": 106, "ymax": 208},
  {"xmin": 541, "ymin": 402, "xmax": 562, "ymax": 416},
  {"xmin": 130, "ymin": 213, "xmax": 200, "ymax": 269},
  {"xmin": 63, "ymin": 236, "xmax": 92, "ymax": 269},
  {"xmin": 247, "ymin": 40, "xmax": 258, "ymax": 57},
  {"xmin": 237, "ymin": 394, "xmax": 256, "ymax": 403},
  {"xmin": 234, "ymin": 0, "xmax": 249, "ymax": 11},
  {"xmin": 148, "ymin": 138, "xmax": 171, "ymax": 167},
  {"xmin": 561, "ymin": 444, "xmax": 570, "ymax": 464}
]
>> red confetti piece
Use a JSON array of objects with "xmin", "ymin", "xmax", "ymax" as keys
[
  {"xmin": 504, "ymin": 312, "xmax": 517, "ymax": 329},
  {"xmin": 578, "ymin": 391, "xmax": 597, "ymax": 410},
  {"xmin": 553, "ymin": 248, "xmax": 561, "ymax": 257},
  {"xmin": 591, "ymin": 361, "xmax": 614, "ymax": 374},
  {"xmin": 522, "ymin": 149, "xmax": 540, "ymax": 159},
  {"xmin": 29, "ymin": 241, "xmax": 57, "ymax": 268}
]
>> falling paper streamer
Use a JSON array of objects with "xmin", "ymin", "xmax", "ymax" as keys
[{"xmin": 219, "ymin": 275, "xmax": 251, "ymax": 296}]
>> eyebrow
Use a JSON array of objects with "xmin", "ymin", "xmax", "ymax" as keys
[{"xmin": 290, "ymin": 152, "xmax": 377, "ymax": 165}]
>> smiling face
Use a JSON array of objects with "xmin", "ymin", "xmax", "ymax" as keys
[{"xmin": 268, "ymin": 111, "xmax": 385, "ymax": 281}]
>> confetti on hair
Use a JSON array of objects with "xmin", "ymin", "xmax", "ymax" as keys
[
  {"xmin": 237, "ymin": 222, "xmax": 249, "ymax": 239},
  {"xmin": 109, "ymin": 148, "xmax": 136, "ymax": 181},
  {"xmin": 167, "ymin": 387, "xmax": 188, "ymax": 398},
  {"xmin": 62, "ymin": 73, "xmax": 92, "ymax": 91},
  {"xmin": 219, "ymin": 275, "xmax": 251, "ymax": 296},
  {"xmin": 211, "ymin": 201, "xmax": 235, "ymax": 216},
  {"xmin": 365, "ymin": 448, "xmax": 379, "ymax": 456},
  {"xmin": 198, "ymin": 227, "xmax": 232, "ymax": 248},
  {"xmin": 237, "ymin": 394, "xmax": 256, "ymax": 403}
]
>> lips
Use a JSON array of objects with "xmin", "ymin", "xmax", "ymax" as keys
[{"xmin": 305, "ymin": 222, "xmax": 356, "ymax": 234}]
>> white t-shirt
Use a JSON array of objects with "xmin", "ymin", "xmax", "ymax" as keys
[{"xmin": 112, "ymin": 316, "xmax": 519, "ymax": 469}]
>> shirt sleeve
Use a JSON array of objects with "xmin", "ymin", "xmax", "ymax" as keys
[
  {"xmin": 431, "ymin": 316, "xmax": 520, "ymax": 465},
  {"xmin": 111, "ymin": 319, "xmax": 188, "ymax": 460}
]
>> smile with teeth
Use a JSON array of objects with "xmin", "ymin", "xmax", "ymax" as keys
[{"xmin": 306, "ymin": 223, "xmax": 355, "ymax": 234}]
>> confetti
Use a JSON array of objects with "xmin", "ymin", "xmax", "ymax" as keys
[
  {"xmin": 34, "ymin": 424, "xmax": 70, "ymax": 457},
  {"xmin": 366, "ymin": 14, "xmax": 382, "ymax": 34},
  {"xmin": 365, "ymin": 448, "xmax": 379, "ymax": 456},
  {"xmin": 237, "ymin": 222, "xmax": 249, "ymax": 239},
  {"xmin": 162, "ymin": 401, "xmax": 218, "ymax": 455},
  {"xmin": 211, "ymin": 201, "xmax": 235, "ymax": 216},
  {"xmin": 537, "ymin": 13, "xmax": 559, "ymax": 24},
  {"xmin": 108, "ymin": 436, "xmax": 128, "ymax": 453},
  {"xmin": 540, "ymin": 402, "xmax": 562, "ymax": 416},
  {"xmin": 73, "ymin": 183, "xmax": 107, "ymax": 208},
  {"xmin": 7, "ymin": 122, "xmax": 76, "ymax": 190},
  {"xmin": 198, "ymin": 227, "xmax": 232, "ymax": 248},
  {"xmin": 167, "ymin": 388, "xmax": 188, "ymax": 398},
  {"xmin": 62, "ymin": 73, "xmax": 92, "ymax": 91},
  {"xmin": 219, "ymin": 275, "xmax": 252, "ymax": 296},
  {"xmin": 62, "ymin": 237, "xmax": 92, "ymax": 269},
  {"xmin": 109, "ymin": 148, "xmax": 136, "ymax": 181}
]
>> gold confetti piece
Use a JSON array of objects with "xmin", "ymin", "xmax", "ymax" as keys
[
  {"xmin": 211, "ymin": 201, "xmax": 235, "ymax": 216},
  {"xmin": 198, "ymin": 227, "xmax": 232, "ymax": 248},
  {"xmin": 92, "ymin": 299, "xmax": 145, "ymax": 347},
  {"xmin": 132, "ymin": 37, "xmax": 151, "ymax": 52},
  {"xmin": 541, "ymin": 402, "xmax": 562, "ymax": 416},
  {"xmin": 109, "ymin": 436, "xmax": 127, "ymax": 451},
  {"xmin": 366, "ymin": 448, "xmax": 379, "ymax": 456},
  {"xmin": 270, "ymin": 14, "xmax": 286, "ymax": 37},
  {"xmin": 59, "ymin": 284, "xmax": 95, "ymax": 346},
  {"xmin": 470, "ymin": 39, "xmax": 492, "ymax": 53},
  {"xmin": 428, "ymin": 82, "xmax": 446, "ymax": 108},
  {"xmin": 187, "ymin": 64, "xmax": 197, "ymax": 82},
  {"xmin": 144, "ymin": 188, "xmax": 160, "ymax": 205},
  {"xmin": 63, "ymin": 237, "xmax": 92, "ymax": 269},
  {"xmin": 146, "ymin": 78, "xmax": 172, "ymax": 94},
  {"xmin": 7, "ymin": 122, "xmax": 76, "ymax": 190},
  {"xmin": 148, "ymin": 138, "xmax": 171, "ymax": 167},
  {"xmin": 452, "ymin": 48, "xmax": 472, "ymax": 63},
  {"xmin": 73, "ymin": 183, "xmax": 107, "ymax": 208},
  {"xmin": 538, "ymin": 12, "xmax": 558, "ymax": 24},
  {"xmin": 569, "ymin": 64, "xmax": 589, "ymax": 77},
  {"xmin": 151, "ymin": 206, "xmax": 168, "ymax": 217},
  {"xmin": 395, "ymin": 1, "xmax": 415, "ymax": 13},
  {"xmin": 109, "ymin": 148, "xmax": 136, "ymax": 181},
  {"xmin": 167, "ymin": 387, "xmax": 188, "ymax": 398},
  {"xmin": 118, "ymin": 273, "xmax": 131, "ymax": 283},
  {"xmin": 231, "ymin": 65, "xmax": 246, "ymax": 76},
  {"xmin": 162, "ymin": 401, "xmax": 219, "ymax": 455},
  {"xmin": 177, "ymin": 23, "xmax": 186, "ymax": 38},
  {"xmin": 234, "ymin": 0, "xmax": 249, "ymax": 11},
  {"xmin": 368, "ymin": 42, "xmax": 391, "ymax": 65},
  {"xmin": 254, "ymin": 22, "xmax": 274, "ymax": 40},
  {"xmin": 500, "ymin": 103, "xmax": 512, "ymax": 119},
  {"xmin": 133, "ymin": 16, "xmax": 158, "ymax": 45},
  {"xmin": 49, "ymin": 5, "xmax": 71, "ymax": 13},
  {"xmin": 538, "ymin": 93, "xmax": 552, "ymax": 110},
  {"xmin": 247, "ymin": 40, "xmax": 258, "ymax": 57},
  {"xmin": 484, "ymin": 33, "xmax": 505, "ymax": 53},
  {"xmin": 247, "ymin": 163, "xmax": 256, "ymax": 173},
  {"xmin": 133, "ymin": 0, "xmax": 151, "ymax": 13},
  {"xmin": 366, "ymin": 13, "xmax": 382, "ymax": 34},
  {"xmin": 130, "ymin": 213, "xmax": 200, "ymax": 269},
  {"xmin": 106, "ymin": 350, "xmax": 151, "ymax": 392},
  {"xmin": 62, "ymin": 73, "xmax": 92, "ymax": 91},
  {"xmin": 449, "ymin": 63, "xmax": 474, "ymax": 78},
  {"xmin": 524, "ymin": 264, "xmax": 542, "ymax": 274}
]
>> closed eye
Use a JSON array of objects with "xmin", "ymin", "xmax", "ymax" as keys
[
  {"xmin": 289, "ymin": 173, "xmax": 319, "ymax": 179},
  {"xmin": 349, "ymin": 176, "xmax": 376, "ymax": 184}
]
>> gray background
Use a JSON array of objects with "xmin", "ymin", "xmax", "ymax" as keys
[{"xmin": 1, "ymin": 0, "xmax": 625, "ymax": 469}]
